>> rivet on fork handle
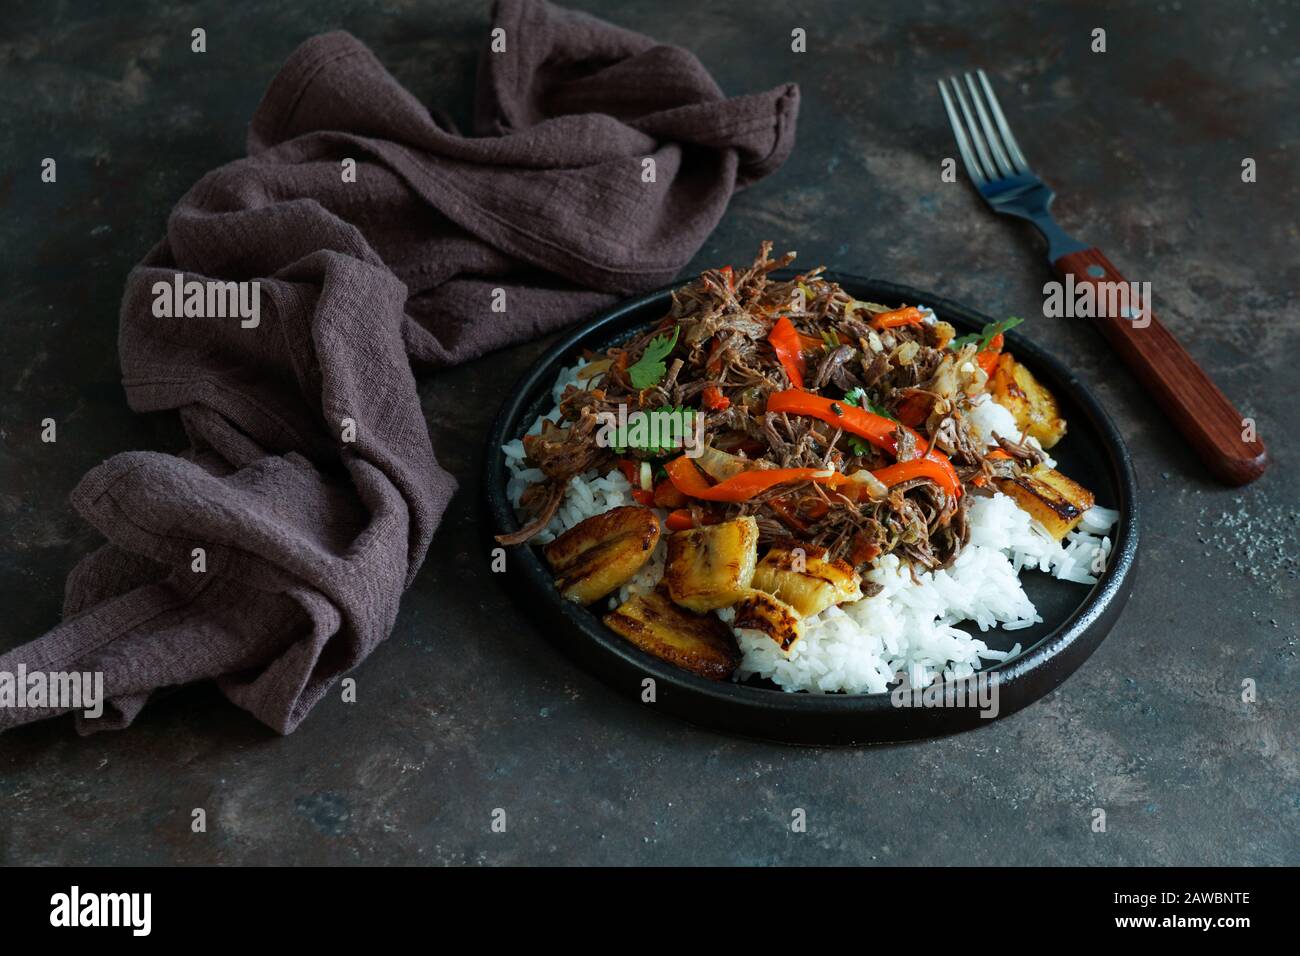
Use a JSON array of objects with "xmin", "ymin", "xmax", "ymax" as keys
[{"xmin": 1053, "ymin": 248, "xmax": 1268, "ymax": 486}]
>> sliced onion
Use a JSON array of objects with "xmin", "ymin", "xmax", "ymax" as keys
[
  {"xmin": 695, "ymin": 446, "xmax": 757, "ymax": 482},
  {"xmin": 848, "ymin": 469, "xmax": 890, "ymax": 500},
  {"xmin": 928, "ymin": 355, "xmax": 959, "ymax": 400},
  {"xmin": 639, "ymin": 461, "xmax": 653, "ymax": 491},
  {"xmin": 575, "ymin": 358, "xmax": 613, "ymax": 380}
]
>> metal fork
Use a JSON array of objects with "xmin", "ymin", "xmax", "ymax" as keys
[{"xmin": 938, "ymin": 70, "xmax": 1267, "ymax": 486}]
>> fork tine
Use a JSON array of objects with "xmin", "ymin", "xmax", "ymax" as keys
[
  {"xmin": 949, "ymin": 76, "xmax": 998, "ymax": 182},
  {"xmin": 976, "ymin": 69, "xmax": 1030, "ymax": 174},
  {"xmin": 938, "ymin": 79, "xmax": 986, "ymax": 185},
  {"xmin": 963, "ymin": 72, "xmax": 1014, "ymax": 178}
]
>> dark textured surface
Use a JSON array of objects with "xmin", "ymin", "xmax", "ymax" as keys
[{"xmin": 1, "ymin": 0, "xmax": 1296, "ymax": 866}]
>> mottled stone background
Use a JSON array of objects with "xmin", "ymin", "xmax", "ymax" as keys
[{"xmin": 1, "ymin": 0, "xmax": 1296, "ymax": 865}]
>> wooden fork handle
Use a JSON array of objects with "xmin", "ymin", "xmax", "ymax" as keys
[{"xmin": 1053, "ymin": 248, "xmax": 1267, "ymax": 486}]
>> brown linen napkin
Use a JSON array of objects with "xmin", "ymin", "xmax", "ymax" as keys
[{"xmin": 0, "ymin": 0, "xmax": 798, "ymax": 734}]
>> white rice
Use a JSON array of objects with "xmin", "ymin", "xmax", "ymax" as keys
[
  {"xmin": 503, "ymin": 360, "xmax": 640, "ymax": 544},
  {"xmin": 504, "ymin": 367, "xmax": 1118, "ymax": 694},
  {"xmin": 728, "ymin": 492, "xmax": 1112, "ymax": 693}
]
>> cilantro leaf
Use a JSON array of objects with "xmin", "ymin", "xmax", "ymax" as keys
[
  {"xmin": 609, "ymin": 405, "xmax": 698, "ymax": 456},
  {"xmin": 627, "ymin": 326, "xmax": 681, "ymax": 389},
  {"xmin": 840, "ymin": 388, "xmax": 886, "ymax": 456},
  {"xmin": 844, "ymin": 387, "xmax": 897, "ymax": 422},
  {"xmin": 951, "ymin": 316, "xmax": 1024, "ymax": 352}
]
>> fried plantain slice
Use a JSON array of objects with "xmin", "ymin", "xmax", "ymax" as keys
[{"xmin": 543, "ymin": 505, "xmax": 661, "ymax": 605}]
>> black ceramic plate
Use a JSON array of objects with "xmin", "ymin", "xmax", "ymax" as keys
[{"xmin": 485, "ymin": 274, "xmax": 1138, "ymax": 745}]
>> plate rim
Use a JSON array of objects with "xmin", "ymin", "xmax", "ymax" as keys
[{"xmin": 483, "ymin": 272, "xmax": 1139, "ymax": 743}]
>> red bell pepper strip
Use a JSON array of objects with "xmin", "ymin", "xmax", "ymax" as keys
[
  {"xmin": 665, "ymin": 456, "xmax": 839, "ymax": 503},
  {"xmin": 975, "ymin": 332, "xmax": 1005, "ymax": 376},
  {"xmin": 768, "ymin": 316, "xmax": 806, "ymax": 389},
  {"xmin": 898, "ymin": 453, "xmax": 960, "ymax": 499},
  {"xmin": 701, "ymin": 385, "xmax": 730, "ymax": 411},
  {"xmin": 765, "ymin": 390, "xmax": 961, "ymax": 499},
  {"xmin": 765, "ymin": 391, "xmax": 903, "ymax": 453},
  {"xmin": 616, "ymin": 459, "xmax": 638, "ymax": 485},
  {"xmin": 665, "ymin": 510, "xmax": 694, "ymax": 531},
  {"xmin": 870, "ymin": 306, "xmax": 926, "ymax": 330},
  {"xmin": 631, "ymin": 488, "xmax": 655, "ymax": 506},
  {"xmin": 797, "ymin": 332, "xmax": 826, "ymax": 353},
  {"xmin": 665, "ymin": 508, "xmax": 721, "ymax": 531},
  {"xmin": 870, "ymin": 458, "xmax": 961, "ymax": 494}
]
